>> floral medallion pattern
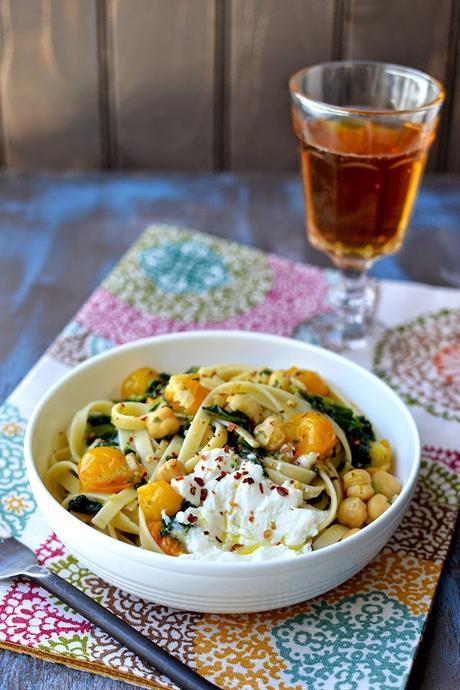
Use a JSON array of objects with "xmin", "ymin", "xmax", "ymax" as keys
[
  {"xmin": 374, "ymin": 308, "xmax": 460, "ymax": 421},
  {"xmin": 272, "ymin": 592, "xmax": 424, "ymax": 689},
  {"xmin": 0, "ymin": 403, "xmax": 36, "ymax": 536},
  {"xmin": 0, "ymin": 225, "xmax": 459, "ymax": 689}
]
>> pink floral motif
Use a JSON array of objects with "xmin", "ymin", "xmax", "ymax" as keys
[
  {"xmin": 422, "ymin": 445, "xmax": 460, "ymax": 474},
  {"xmin": 433, "ymin": 341, "xmax": 460, "ymax": 386},
  {"xmin": 75, "ymin": 256, "xmax": 327, "ymax": 343},
  {"xmin": 36, "ymin": 532, "xmax": 66, "ymax": 566},
  {"xmin": 0, "ymin": 580, "xmax": 92, "ymax": 646}
]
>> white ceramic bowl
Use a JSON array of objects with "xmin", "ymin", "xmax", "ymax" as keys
[{"xmin": 25, "ymin": 331, "xmax": 420, "ymax": 613}]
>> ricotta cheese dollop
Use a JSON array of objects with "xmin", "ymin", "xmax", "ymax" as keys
[{"xmin": 170, "ymin": 447, "xmax": 326, "ymax": 562}]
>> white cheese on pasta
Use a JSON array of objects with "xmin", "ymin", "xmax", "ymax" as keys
[{"xmin": 171, "ymin": 447, "xmax": 326, "ymax": 562}]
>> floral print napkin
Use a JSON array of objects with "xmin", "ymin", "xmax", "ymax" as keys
[{"xmin": 0, "ymin": 225, "xmax": 459, "ymax": 690}]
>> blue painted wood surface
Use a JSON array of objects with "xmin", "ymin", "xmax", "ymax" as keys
[{"xmin": 0, "ymin": 171, "xmax": 458, "ymax": 689}]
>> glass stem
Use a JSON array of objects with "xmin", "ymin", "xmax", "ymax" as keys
[{"xmin": 331, "ymin": 265, "xmax": 378, "ymax": 346}]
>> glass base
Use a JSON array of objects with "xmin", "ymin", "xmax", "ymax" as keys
[
  {"xmin": 293, "ymin": 312, "xmax": 385, "ymax": 352},
  {"xmin": 294, "ymin": 273, "xmax": 381, "ymax": 352}
]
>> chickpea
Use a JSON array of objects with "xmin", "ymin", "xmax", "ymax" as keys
[
  {"xmin": 367, "ymin": 493, "xmax": 390, "ymax": 522},
  {"xmin": 156, "ymin": 458, "xmax": 186, "ymax": 482},
  {"xmin": 337, "ymin": 497, "xmax": 367, "ymax": 528},
  {"xmin": 146, "ymin": 406, "xmax": 181, "ymax": 439},
  {"xmin": 370, "ymin": 439, "xmax": 392, "ymax": 470},
  {"xmin": 225, "ymin": 394, "xmax": 264, "ymax": 424},
  {"xmin": 347, "ymin": 483, "xmax": 375, "ymax": 501},
  {"xmin": 342, "ymin": 469, "xmax": 372, "ymax": 491},
  {"xmin": 341, "ymin": 527, "xmax": 361, "ymax": 540},
  {"xmin": 371, "ymin": 470, "xmax": 401, "ymax": 499},
  {"xmin": 268, "ymin": 370, "xmax": 290, "ymax": 391},
  {"xmin": 254, "ymin": 415, "xmax": 286, "ymax": 451}
]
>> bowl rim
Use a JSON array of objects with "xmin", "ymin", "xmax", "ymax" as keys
[{"xmin": 24, "ymin": 329, "xmax": 421, "ymax": 575}]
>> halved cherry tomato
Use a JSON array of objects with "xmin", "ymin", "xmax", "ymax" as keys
[
  {"xmin": 285, "ymin": 411, "xmax": 336, "ymax": 459},
  {"xmin": 137, "ymin": 480, "xmax": 183, "ymax": 522},
  {"xmin": 164, "ymin": 374, "xmax": 209, "ymax": 414},
  {"xmin": 287, "ymin": 368, "xmax": 330, "ymax": 397},
  {"xmin": 121, "ymin": 367, "xmax": 158, "ymax": 399},
  {"xmin": 78, "ymin": 446, "xmax": 144, "ymax": 493},
  {"xmin": 148, "ymin": 520, "xmax": 186, "ymax": 556}
]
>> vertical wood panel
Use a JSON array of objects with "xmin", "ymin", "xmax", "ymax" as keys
[
  {"xmin": 446, "ymin": 0, "xmax": 460, "ymax": 172},
  {"xmin": 0, "ymin": 0, "xmax": 100, "ymax": 169},
  {"xmin": 343, "ymin": 0, "xmax": 454, "ymax": 170},
  {"xmin": 110, "ymin": 0, "xmax": 215, "ymax": 170},
  {"xmin": 228, "ymin": 0, "xmax": 335, "ymax": 171}
]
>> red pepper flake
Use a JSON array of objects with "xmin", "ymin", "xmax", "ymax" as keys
[
  {"xmin": 270, "ymin": 485, "xmax": 276, "ymax": 491},
  {"xmin": 234, "ymin": 472, "xmax": 242, "ymax": 480},
  {"xmin": 224, "ymin": 445, "xmax": 230, "ymax": 453},
  {"xmin": 227, "ymin": 423, "xmax": 237, "ymax": 432},
  {"xmin": 242, "ymin": 477, "xmax": 255, "ymax": 485},
  {"xmin": 140, "ymin": 415, "xmax": 148, "ymax": 421},
  {"xmin": 187, "ymin": 514, "xmax": 198, "ymax": 523},
  {"xmin": 195, "ymin": 477, "xmax": 205, "ymax": 487},
  {"xmin": 216, "ymin": 455, "xmax": 224, "ymax": 462},
  {"xmin": 176, "ymin": 475, "xmax": 184, "ymax": 481},
  {"xmin": 211, "ymin": 490, "xmax": 216, "ymax": 495},
  {"xmin": 231, "ymin": 543, "xmax": 243, "ymax": 551},
  {"xmin": 215, "ymin": 474, "xmax": 225, "ymax": 482},
  {"xmin": 171, "ymin": 451, "xmax": 178, "ymax": 458},
  {"xmin": 248, "ymin": 512, "xmax": 255, "ymax": 523},
  {"xmin": 276, "ymin": 486, "xmax": 289, "ymax": 496},
  {"xmin": 259, "ymin": 483, "xmax": 264, "ymax": 494},
  {"xmin": 216, "ymin": 536, "xmax": 223, "ymax": 544},
  {"xmin": 190, "ymin": 486, "xmax": 196, "ymax": 496},
  {"xmin": 128, "ymin": 436, "xmax": 133, "ymax": 442},
  {"xmin": 200, "ymin": 488, "xmax": 208, "ymax": 502}
]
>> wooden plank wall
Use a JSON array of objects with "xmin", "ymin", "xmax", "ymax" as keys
[{"xmin": 0, "ymin": 0, "xmax": 458, "ymax": 172}]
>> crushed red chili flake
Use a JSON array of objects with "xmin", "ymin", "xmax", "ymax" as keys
[
  {"xmin": 270, "ymin": 485, "xmax": 276, "ymax": 491},
  {"xmin": 195, "ymin": 477, "xmax": 205, "ymax": 487},
  {"xmin": 216, "ymin": 455, "xmax": 224, "ymax": 462},
  {"xmin": 231, "ymin": 543, "xmax": 243, "ymax": 551},
  {"xmin": 175, "ymin": 476, "xmax": 184, "ymax": 481},
  {"xmin": 128, "ymin": 436, "xmax": 133, "ymax": 442},
  {"xmin": 200, "ymin": 488, "xmax": 208, "ymax": 502},
  {"xmin": 171, "ymin": 451, "xmax": 178, "ymax": 458},
  {"xmin": 242, "ymin": 477, "xmax": 255, "ymax": 485},
  {"xmin": 259, "ymin": 483, "xmax": 264, "ymax": 494},
  {"xmin": 187, "ymin": 514, "xmax": 198, "ymax": 523},
  {"xmin": 215, "ymin": 474, "xmax": 225, "ymax": 482},
  {"xmin": 234, "ymin": 472, "xmax": 242, "ymax": 480},
  {"xmin": 215, "ymin": 536, "xmax": 223, "ymax": 544},
  {"xmin": 276, "ymin": 486, "xmax": 289, "ymax": 496},
  {"xmin": 140, "ymin": 415, "xmax": 147, "ymax": 421},
  {"xmin": 190, "ymin": 486, "xmax": 196, "ymax": 496},
  {"xmin": 227, "ymin": 423, "xmax": 237, "ymax": 432},
  {"xmin": 248, "ymin": 513, "xmax": 255, "ymax": 523},
  {"xmin": 224, "ymin": 445, "xmax": 230, "ymax": 453}
]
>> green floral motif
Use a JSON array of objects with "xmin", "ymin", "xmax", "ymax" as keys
[
  {"xmin": 38, "ymin": 632, "xmax": 91, "ymax": 661},
  {"xmin": 104, "ymin": 225, "xmax": 272, "ymax": 322},
  {"xmin": 374, "ymin": 309, "xmax": 460, "ymax": 422},
  {"xmin": 48, "ymin": 555, "xmax": 92, "ymax": 611},
  {"xmin": 419, "ymin": 459, "xmax": 460, "ymax": 510},
  {"xmin": 272, "ymin": 591, "xmax": 423, "ymax": 689}
]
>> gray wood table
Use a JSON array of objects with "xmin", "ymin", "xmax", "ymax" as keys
[{"xmin": 0, "ymin": 171, "xmax": 459, "ymax": 689}]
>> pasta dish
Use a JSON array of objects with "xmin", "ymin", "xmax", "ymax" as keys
[{"xmin": 46, "ymin": 364, "xmax": 402, "ymax": 561}]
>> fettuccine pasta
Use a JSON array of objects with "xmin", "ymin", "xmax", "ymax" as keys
[{"xmin": 46, "ymin": 363, "xmax": 402, "ymax": 561}]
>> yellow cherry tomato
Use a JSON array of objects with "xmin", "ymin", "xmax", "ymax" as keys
[
  {"xmin": 121, "ymin": 367, "xmax": 158, "ymax": 399},
  {"xmin": 78, "ymin": 446, "xmax": 144, "ymax": 494},
  {"xmin": 148, "ymin": 520, "xmax": 186, "ymax": 557},
  {"xmin": 287, "ymin": 368, "xmax": 330, "ymax": 397},
  {"xmin": 137, "ymin": 480, "xmax": 183, "ymax": 523},
  {"xmin": 285, "ymin": 411, "xmax": 336, "ymax": 459},
  {"xmin": 164, "ymin": 374, "xmax": 209, "ymax": 414}
]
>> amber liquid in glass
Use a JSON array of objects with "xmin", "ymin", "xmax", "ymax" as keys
[{"xmin": 298, "ymin": 119, "xmax": 431, "ymax": 260}]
